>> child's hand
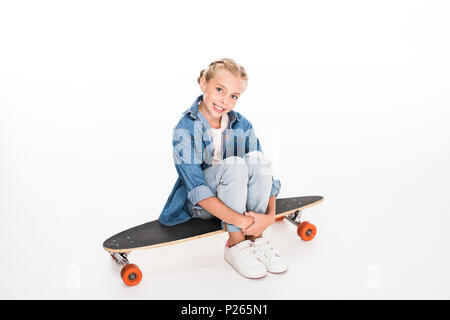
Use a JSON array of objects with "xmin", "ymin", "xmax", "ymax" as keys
[
  {"xmin": 241, "ymin": 211, "xmax": 275, "ymax": 236},
  {"xmin": 239, "ymin": 214, "xmax": 254, "ymax": 231}
]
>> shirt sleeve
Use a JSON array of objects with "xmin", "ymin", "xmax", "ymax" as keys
[
  {"xmin": 172, "ymin": 126, "xmax": 215, "ymax": 206},
  {"xmin": 270, "ymin": 177, "xmax": 281, "ymax": 198}
]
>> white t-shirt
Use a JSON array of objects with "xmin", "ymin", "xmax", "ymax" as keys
[{"xmin": 210, "ymin": 115, "xmax": 229, "ymax": 166}]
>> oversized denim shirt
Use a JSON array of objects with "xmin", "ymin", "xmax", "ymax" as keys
[{"xmin": 158, "ymin": 94, "xmax": 281, "ymax": 226}]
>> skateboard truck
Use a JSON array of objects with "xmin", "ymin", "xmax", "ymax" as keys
[
  {"xmin": 285, "ymin": 209, "xmax": 303, "ymax": 226},
  {"xmin": 110, "ymin": 252, "xmax": 129, "ymax": 266}
]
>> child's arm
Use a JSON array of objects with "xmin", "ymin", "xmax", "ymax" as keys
[
  {"xmin": 265, "ymin": 195, "xmax": 276, "ymax": 215},
  {"xmin": 197, "ymin": 196, "xmax": 254, "ymax": 230}
]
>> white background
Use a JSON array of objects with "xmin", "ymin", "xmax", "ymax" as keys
[{"xmin": 1, "ymin": 0, "xmax": 449, "ymax": 299}]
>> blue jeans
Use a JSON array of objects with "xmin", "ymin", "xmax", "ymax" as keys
[{"xmin": 188, "ymin": 151, "xmax": 273, "ymax": 232}]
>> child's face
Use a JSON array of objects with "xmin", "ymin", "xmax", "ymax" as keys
[{"xmin": 199, "ymin": 68, "xmax": 245, "ymax": 119}]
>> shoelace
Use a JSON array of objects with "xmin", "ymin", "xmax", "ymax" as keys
[{"xmin": 255, "ymin": 240, "xmax": 280, "ymax": 258}]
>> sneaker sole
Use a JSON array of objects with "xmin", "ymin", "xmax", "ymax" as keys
[
  {"xmin": 225, "ymin": 257, "xmax": 267, "ymax": 279},
  {"xmin": 267, "ymin": 268, "xmax": 288, "ymax": 274}
]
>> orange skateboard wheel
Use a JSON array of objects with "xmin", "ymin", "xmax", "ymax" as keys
[
  {"xmin": 275, "ymin": 216, "xmax": 285, "ymax": 222},
  {"xmin": 120, "ymin": 264, "xmax": 142, "ymax": 286},
  {"xmin": 297, "ymin": 221, "xmax": 317, "ymax": 241}
]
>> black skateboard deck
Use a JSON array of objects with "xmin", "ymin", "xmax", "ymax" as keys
[
  {"xmin": 103, "ymin": 196, "xmax": 323, "ymax": 253},
  {"xmin": 104, "ymin": 195, "xmax": 324, "ymax": 286}
]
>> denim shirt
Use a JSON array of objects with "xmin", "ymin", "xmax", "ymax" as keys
[{"xmin": 158, "ymin": 94, "xmax": 281, "ymax": 226}]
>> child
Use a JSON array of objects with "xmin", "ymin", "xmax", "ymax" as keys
[{"xmin": 158, "ymin": 58, "xmax": 287, "ymax": 279}]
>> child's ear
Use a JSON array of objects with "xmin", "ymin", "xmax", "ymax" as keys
[{"xmin": 199, "ymin": 76, "xmax": 206, "ymax": 92}]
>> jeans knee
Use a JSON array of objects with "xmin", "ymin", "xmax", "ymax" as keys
[
  {"xmin": 218, "ymin": 156, "xmax": 249, "ymax": 182},
  {"xmin": 222, "ymin": 156, "xmax": 246, "ymax": 166},
  {"xmin": 244, "ymin": 151, "xmax": 273, "ymax": 176}
]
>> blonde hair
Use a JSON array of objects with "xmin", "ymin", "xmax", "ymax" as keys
[{"xmin": 197, "ymin": 58, "xmax": 248, "ymax": 92}]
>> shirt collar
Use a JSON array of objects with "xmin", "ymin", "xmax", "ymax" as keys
[{"xmin": 183, "ymin": 94, "xmax": 240, "ymax": 123}]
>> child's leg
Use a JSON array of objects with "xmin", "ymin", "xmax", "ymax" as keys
[
  {"xmin": 190, "ymin": 156, "xmax": 249, "ymax": 246},
  {"xmin": 243, "ymin": 151, "xmax": 274, "ymax": 240},
  {"xmin": 209, "ymin": 157, "xmax": 250, "ymax": 246},
  {"xmin": 228, "ymin": 231, "xmax": 246, "ymax": 247},
  {"xmin": 241, "ymin": 151, "xmax": 288, "ymax": 274}
]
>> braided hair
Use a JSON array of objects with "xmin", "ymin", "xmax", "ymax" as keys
[{"xmin": 197, "ymin": 58, "xmax": 248, "ymax": 91}]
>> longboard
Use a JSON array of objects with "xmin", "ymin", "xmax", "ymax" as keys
[{"xmin": 103, "ymin": 195, "xmax": 324, "ymax": 286}]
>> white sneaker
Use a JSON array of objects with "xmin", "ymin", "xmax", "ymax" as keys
[
  {"xmin": 253, "ymin": 237, "xmax": 288, "ymax": 274},
  {"xmin": 224, "ymin": 239, "xmax": 267, "ymax": 279}
]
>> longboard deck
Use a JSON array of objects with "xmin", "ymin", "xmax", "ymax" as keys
[{"xmin": 103, "ymin": 195, "xmax": 323, "ymax": 253}]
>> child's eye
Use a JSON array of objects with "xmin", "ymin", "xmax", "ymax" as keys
[{"xmin": 217, "ymin": 87, "xmax": 238, "ymax": 100}]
